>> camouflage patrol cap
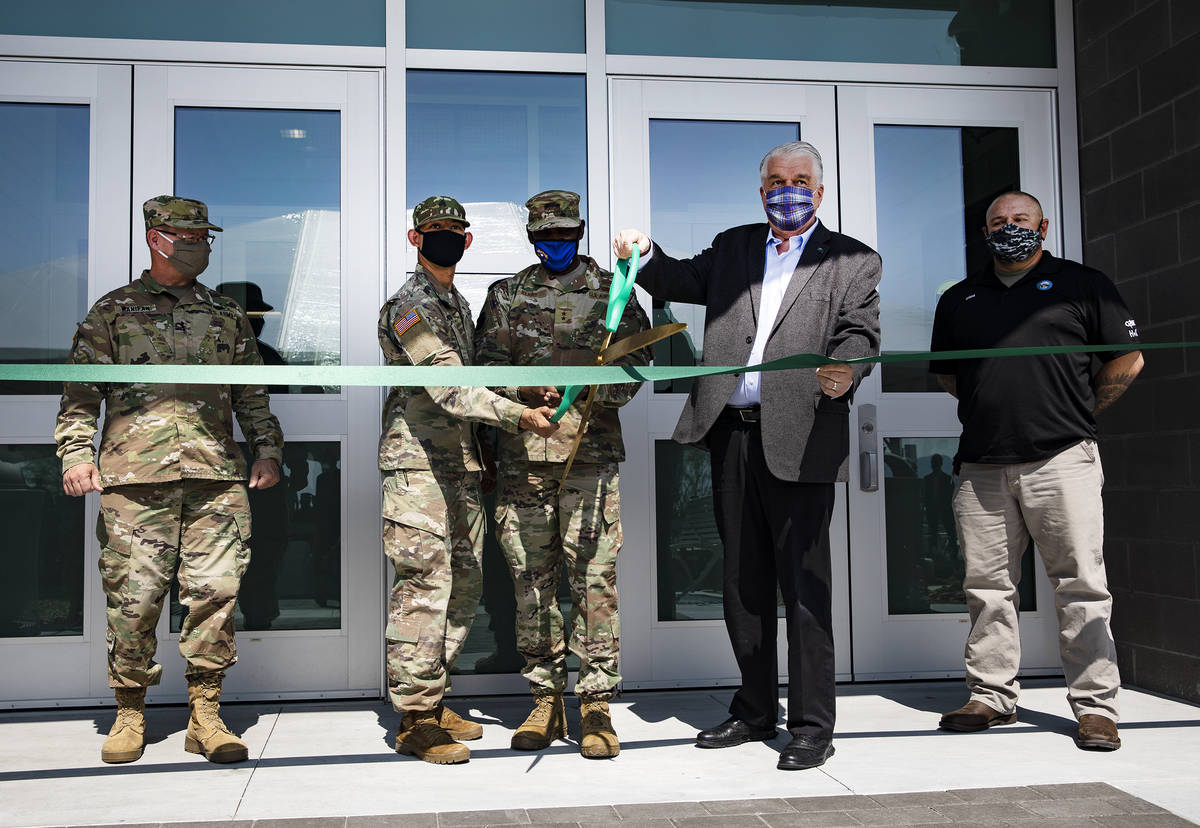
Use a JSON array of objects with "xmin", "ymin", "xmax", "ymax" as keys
[
  {"xmin": 412, "ymin": 195, "xmax": 470, "ymax": 229},
  {"xmin": 526, "ymin": 190, "xmax": 582, "ymax": 232},
  {"xmin": 142, "ymin": 195, "xmax": 223, "ymax": 232}
]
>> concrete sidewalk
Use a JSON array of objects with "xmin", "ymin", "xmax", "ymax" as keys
[{"xmin": 2, "ymin": 679, "xmax": 1197, "ymax": 827}]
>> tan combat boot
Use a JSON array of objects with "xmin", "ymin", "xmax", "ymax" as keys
[
  {"xmin": 101, "ymin": 687, "xmax": 146, "ymax": 763},
  {"xmin": 184, "ymin": 674, "xmax": 249, "ymax": 763},
  {"xmin": 580, "ymin": 698, "xmax": 620, "ymax": 758},
  {"xmin": 395, "ymin": 711, "xmax": 470, "ymax": 764},
  {"xmin": 511, "ymin": 693, "xmax": 566, "ymax": 750},
  {"xmin": 437, "ymin": 703, "xmax": 483, "ymax": 741}
]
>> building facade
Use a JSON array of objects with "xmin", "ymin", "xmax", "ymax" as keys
[{"xmin": 2, "ymin": 0, "xmax": 1193, "ymax": 708}]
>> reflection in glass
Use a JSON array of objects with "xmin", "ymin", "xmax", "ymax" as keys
[
  {"xmin": 649, "ymin": 119, "xmax": 799, "ymax": 394},
  {"xmin": 0, "ymin": 103, "xmax": 89, "ymax": 396},
  {"xmin": 406, "ymin": 71, "xmax": 587, "ymax": 275},
  {"xmin": 884, "ymin": 436, "xmax": 1035, "ymax": 615},
  {"xmin": 607, "ymin": 0, "xmax": 1055, "ymax": 68},
  {"xmin": 0, "ymin": 445, "xmax": 85, "ymax": 637},
  {"xmin": 171, "ymin": 441, "xmax": 341, "ymax": 632},
  {"xmin": 874, "ymin": 125, "xmax": 1020, "ymax": 392},
  {"xmin": 175, "ymin": 108, "xmax": 341, "ymax": 393},
  {"xmin": 655, "ymin": 440, "xmax": 783, "ymax": 621},
  {"xmin": 407, "ymin": 0, "xmax": 585, "ymax": 53}
]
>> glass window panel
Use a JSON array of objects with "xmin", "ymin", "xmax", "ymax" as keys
[
  {"xmin": 171, "ymin": 441, "xmax": 341, "ymax": 632},
  {"xmin": 0, "ymin": 444, "xmax": 85, "ymax": 637},
  {"xmin": 874, "ymin": 124, "xmax": 1020, "ymax": 392},
  {"xmin": 649, "ymin": 119, "xmax": 799, "ymax": 394},
  {"xmin": 175, "ymin": 108, "xmax": 341, "ymax": 393},
  {"xmin": 607, "ymin": 0, "xmax": 1055, "ymax": 68},
  {"xmin": 406, "ymin": 71, "xmax": 587, "ymax": 275},
  {"xmin": 884, "ymin": 436, "xmax": 1035, "ymax": 615},
  {"xmin": 407, "ymin": 0, "xmax": 585, "ymax": 53},
  {"xmin": 655, "ymin": 440, "xmax": 783, "ymax": 621},
  {"xmin": 1, "ymin": 0, "xmax": 385, "ymax": 47},
  {"xmin": 0, "ymin": 103, "xmax": 89, "ymax": 396}
]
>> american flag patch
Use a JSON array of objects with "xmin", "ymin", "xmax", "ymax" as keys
[{"xmin": 393, "ymin": 309, "xmax": 421, "ymax": 337}]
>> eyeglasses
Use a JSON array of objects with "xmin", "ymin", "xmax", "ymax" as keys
[{"xmin": 157, "ymin": 229, "xmax": 217, "ymax": 245}]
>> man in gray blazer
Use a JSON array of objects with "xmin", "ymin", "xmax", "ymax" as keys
[{"xmin": 614, "ymin": 140, "xmax": 880, "ymax": 771}]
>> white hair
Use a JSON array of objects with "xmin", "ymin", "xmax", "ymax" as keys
[{"xmin": 759, "ymin": 141, "xmax": 824, "ymax": 186}]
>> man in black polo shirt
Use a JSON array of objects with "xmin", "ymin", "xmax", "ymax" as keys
[{"xmin": 930, "ymin": 191, "xmax": 1143, "ymax": 752}]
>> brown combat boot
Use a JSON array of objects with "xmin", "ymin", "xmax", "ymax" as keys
[
  {"xmin": 395, "ymin": 711, "xmax": 470, "ymax": 764},
  {"xmin": 438, "ymin": 703, "xmax": 483, "ymax": 741},
  {"xmin": 101, "ymin": 687, "xmax": 146, "ymax": 763},
  {"xmin": 580, "ymin": 698, "xmax": 620, "ymax": 758},
  {"xmin": 511, "ymin": 693, "xmax": 566, "ymax": 750},
  {"xmin": 185, "ymin": 674, "xmax": 249, "ymax": 764}
]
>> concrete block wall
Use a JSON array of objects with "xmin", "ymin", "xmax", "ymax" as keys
[{"xmin": 1074, "ymin": 0, "xmax": 1200, "ymax": 703}]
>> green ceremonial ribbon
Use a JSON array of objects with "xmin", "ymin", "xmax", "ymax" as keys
[
  {"xmin": 549, "ymin": 241, "xmax": 643, "ymax": 423},
  {"xmin": 0, "ymin": 341, "xmax": 1188, "ymax": 387}
]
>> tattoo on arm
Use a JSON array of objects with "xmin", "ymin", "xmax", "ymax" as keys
[{"xmin": 1094, "ymin": 371, "xmax": 1137, "ymax": 415}]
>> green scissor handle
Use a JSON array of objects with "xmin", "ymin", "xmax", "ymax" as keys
[
  {"xmin": 607, "ymin": 242, "xmax": 639, "ymax": 332},
  {"xmin": 549, "ymin": 243, "xmax": 640, "ymax": 423}
]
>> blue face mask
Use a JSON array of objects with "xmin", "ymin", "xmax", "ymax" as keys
[{"xmin": 534, "ymin": 239, "xmax": 579, "ymax": 273}]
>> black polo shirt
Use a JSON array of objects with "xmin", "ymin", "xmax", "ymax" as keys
[{"xmin": 929, "ymin": 252, "xmax": 1139, "ymax": 464}]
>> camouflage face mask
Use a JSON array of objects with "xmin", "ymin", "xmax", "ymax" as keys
[
  {"xmin": 984, "ymin": 223, "xmax": 1043, "ymax": 263},
  {"xmin": 156, "ymin": 231, "xmax": 211, "ymax": 279}
]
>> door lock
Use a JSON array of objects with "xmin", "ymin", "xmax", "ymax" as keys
[{"xmin": 858, "ymin": 403, "xmax": 878, "ymax": 492}]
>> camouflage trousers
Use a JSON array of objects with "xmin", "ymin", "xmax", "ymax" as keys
[
  {"xmin": 97, "ymin": 480, "xmax": 251, "ymax": 688},
  {"xmin": 382, "ymin": 468, "xmax": 483, "ymax": 713},
  {"xmin": 496, "ymin": 462, "xmax": 622, "ymax": 699}
]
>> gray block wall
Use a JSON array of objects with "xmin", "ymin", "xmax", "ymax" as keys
[{"xmin": 1075, "ymin": 0, "xmax": 1200, "ymax": 703}]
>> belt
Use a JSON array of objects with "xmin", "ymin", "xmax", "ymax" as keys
[{"xmin": 724, "ymin": 405, "xmax": 761, "ymax": 423}]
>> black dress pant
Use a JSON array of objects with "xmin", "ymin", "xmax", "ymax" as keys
[{"xmin": 709, "ymin": 409, "xmax": 836, "ymax": 738}]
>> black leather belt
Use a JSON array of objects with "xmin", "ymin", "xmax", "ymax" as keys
[{"xmin": 724, "ymin": 405, "xmax": 761, "ymax": 422}]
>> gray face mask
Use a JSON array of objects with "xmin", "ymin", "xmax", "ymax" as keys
[{"xmin": 156, "ymin": 230, "xmax": 211, "ymax": 279}]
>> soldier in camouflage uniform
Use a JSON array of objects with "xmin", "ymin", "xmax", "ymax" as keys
[
  {"xmin": 56, "ymin": 196, "xmax": 284, "ymax": 766},
  {"xmin": 474, "ymin": 190, "xmax": 651, "ymax": 759},
  {"xmin": 380, "ymin": 195, "xmax": 558, "ymax": 765}
]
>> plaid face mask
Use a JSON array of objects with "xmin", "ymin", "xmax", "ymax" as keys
[{"xmin": 764, "ymin": 185, "xmax": 815, "ymax": 231}]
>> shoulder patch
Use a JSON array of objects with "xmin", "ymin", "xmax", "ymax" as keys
[
  {"xmin": 393, "ymin": 308, "xmax": 442, "ymax": 365},
  {"xmin": 393, "ymin": 308, "xmax": 422, "ymax": 338}
]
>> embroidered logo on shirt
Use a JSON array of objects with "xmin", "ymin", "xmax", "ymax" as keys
[
  {"xmin": 1036, "ymin": 280, "xmax": 1053, "ymax": 291},
  {"xmin": 556, "ymin": 306, "xmax": 573, "ymax": 324},
  {"xmin": 393, "ymin": 308, "xmax": 421, "ymax": 337}
]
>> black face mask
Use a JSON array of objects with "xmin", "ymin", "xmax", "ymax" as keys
[{"xmin": 419, "ymin": 229, "xmax": 466, "ymax": 267}]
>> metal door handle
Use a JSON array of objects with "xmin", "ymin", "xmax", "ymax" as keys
[
  {"xmin": 858, "ymin": 403, "xmax": 878, "ymax": 492},
  {"xmin": 860, "ymin": 450, "xmax": 878, "ymax": 492}
]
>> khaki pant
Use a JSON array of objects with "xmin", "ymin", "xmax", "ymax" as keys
[
  {"xmin": 953, "ymin": 440, "xmax": 1119, "ymax": 721},
  {"xmin": 382, "ymin": 469, "xmax": 483, "ymax": 713},
  {"xmin": 98, "ymin": 480, "xmax": 251, "ymax": 688}
]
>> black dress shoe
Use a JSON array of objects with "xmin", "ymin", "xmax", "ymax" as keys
[
  {"xmin": 696, "ymin": 716, "xmax": 777, "ymax": 749},
  {"xmin": 777, "ymin": 734, "xmax": 834, "ymax": 770}
]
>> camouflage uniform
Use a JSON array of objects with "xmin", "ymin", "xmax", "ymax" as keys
[
  {"xmin": 475, "ymin": 194, "xmax": 650, "ymax": 700},
  {"xmin": 379, "ymin": 252, "xmax": 528, "ymax": 714},
  {"xmin": 56, "ymin": 255, "xmax": 283, "ymax": 687}
]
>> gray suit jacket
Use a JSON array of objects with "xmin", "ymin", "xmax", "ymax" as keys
[{"xmin": 638, "ymin": 221, "xmax": 881, "ymax": 482}]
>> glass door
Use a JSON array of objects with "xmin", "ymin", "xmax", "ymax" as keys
[
  {"xmin": 839, "ymin": 85, "xmax": 1063, "ymax": 679},
  {"xmin": 609, "ymin": 78, "xmax": 852, "ymax": 687},
  {"xmin": 132, "ymin": 65, "xmax": 383, "ymax": 700},
  {"xmin": 0, "ymin": 61, "xmax": 130, "ymax": 706}
]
